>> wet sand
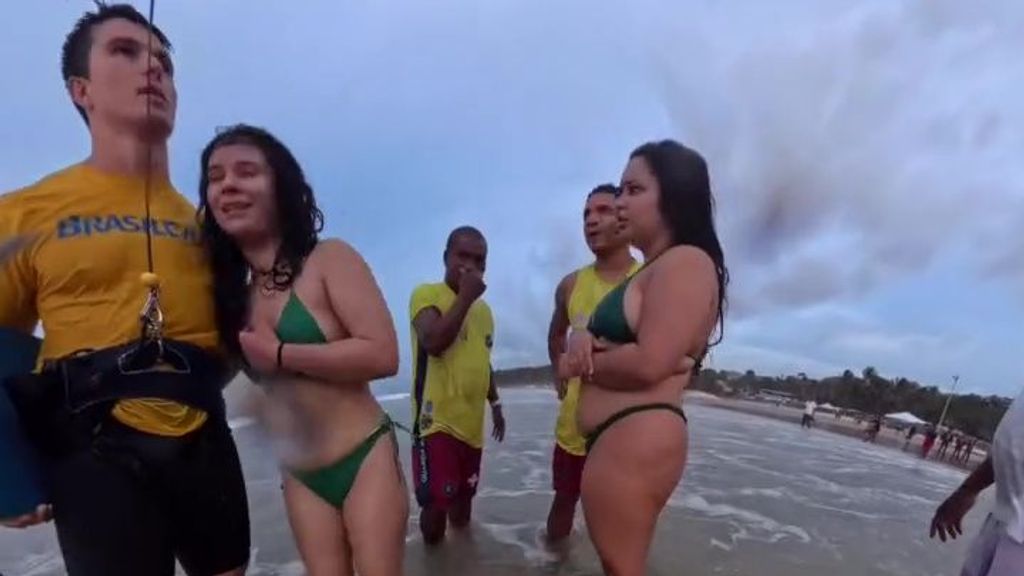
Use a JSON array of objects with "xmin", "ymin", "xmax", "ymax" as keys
[{"xmin": 2, "ymin": 387, "xmax": 985, "ymax": 575}]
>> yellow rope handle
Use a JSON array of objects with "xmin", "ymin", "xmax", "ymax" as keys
[{"xmin": 139, "ymin": 272, "xmax": 164, "ymax": 342}]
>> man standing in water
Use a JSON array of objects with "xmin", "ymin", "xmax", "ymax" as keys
[
  {"xmin": 904, "ymin": 425, "xmax": 919, "ymax": 452},
  {"xmin": 864, "ymin": 416, "xmax": 882, "ymax": 443},
  {"xmin": 545, "ymin": 184, "xmax": 639, "ymax": 543},
  {"xmin": 938, "ymin": 429, "xmax": 954, "ymax": 461},
  {"xmin": 931, "ymin": 386, "xmax": 1024, "ymax": 575},
  {"xmin": 410, "ymin": 226, "xmax": 506, "ymax": 545},
  {"xmin": 923, "ymin": 426, "xmax": 939, "ymax": 458},
  {"xmin": 0, "ymin": 6, "xmax": 249, "ymax": 575},
  {"xmin": 801, "ymin": 399, "xmax": 817, "ymax": 429}
]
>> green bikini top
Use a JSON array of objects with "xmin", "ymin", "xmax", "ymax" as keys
[
  {"xmin": 586, "ymin": 259, "xmax": 707, "ymax": 368},
  {"xmin": 587, "ymin": 275, "xmax": 639, "ymax": 344},
  {"xmin": 275, "ymin": 290, "xmax": 327, "ymax": 344}
]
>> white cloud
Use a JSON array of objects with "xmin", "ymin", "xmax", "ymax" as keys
[
  {"xmin": 827, "ymin": 330, "xmax": 949, "ymax": 359},
  {"xmin": 709, "ymin": 342, "xmax": 846, "ymax": 380},
  {"xmin": 649, "ymin": 0, "xmax": 1024, "ymax": 314}
]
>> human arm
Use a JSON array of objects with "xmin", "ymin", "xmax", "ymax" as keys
[
  {"xmin": 547, "ymin": 273, "xmax": 574, "ymax": 399},
  {"xmin": 487, "ymin": 366, "xmax": 505, "ymax": 442},
  {"xmin": 240, "ymin": 240, "xmax": 398, "ymax": 383},
  {"xmin": 930, "ymin": 456, "xmax": 994, "ymax": 542},
  {"xmin": 0, "ymin": 217, "xmax": 40, "ymax": 333},
  {"xmin": 0, "ymin": 504, "xmax": 52, "ymax": 529},
  {"xmin": 412, "ymin": 275, "xmax": 482, "ymax": 356},
  {"xmin": 584, "ymin": 247, "xmax": 716, "ymax": 391},
  {"xmin": 0, "ymin": 204, "xmax": 48, "ymax": 528}
]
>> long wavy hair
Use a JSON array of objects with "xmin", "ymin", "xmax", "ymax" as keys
[
  {"xmin": 197, "ymin": 124, "xmax": 324, "ymax": 360},
  {"xmin": 630, "ymin": 139, "xmax": 729, "ymax": 348}
]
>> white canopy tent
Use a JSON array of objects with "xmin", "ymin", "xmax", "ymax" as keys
[{"xmin": 884, "ymin": 411, "xmax": 928, "ymax": 425}]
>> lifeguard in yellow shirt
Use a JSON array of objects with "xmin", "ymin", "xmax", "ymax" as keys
[
  {"xmin": 0, "ymin": 5, "xmax": 248, "ymax": 576},
  {"xmin": 409, "ymin": 226, "xmax": 507, "ymax": 545},
  {"xmin": 545, "ymin": 184, "xmax": 639, "ymax": 543}
]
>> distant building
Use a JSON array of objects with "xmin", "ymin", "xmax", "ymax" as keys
[
  {"xmin": 714, "ymin": 380, "xmax": 735, "ymax": 395},
  {"xmin": 756, "ymin": 389, "xmax": 796, "ymax": 403}
]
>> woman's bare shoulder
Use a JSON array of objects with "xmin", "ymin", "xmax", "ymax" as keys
[
  {"xmin": 305, "ymin": 238, "xmax": 377, "ymax": 290},
  {"xmin": 307, "ymin": 238, "xmax": 372, "ymax": 271},
  {"xmin": 648, "ymin": 245, "xmax": 716, "ymax": 281}
]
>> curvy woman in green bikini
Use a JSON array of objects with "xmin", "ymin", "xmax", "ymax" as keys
[
  {"xmin": 198, "ymin": 125, "xmax": 408, "ymax": 576},
  {"xmin": 558, "ymin": 140, "xmax": 728, "ymax": 575}
]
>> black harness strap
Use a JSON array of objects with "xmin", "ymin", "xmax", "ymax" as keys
[
  {"xmin": 51, "ymin": 340, "xmax": 229, "ymax": 416},
  {"xmin": 411, "ymin": 342, "xmax": 432, "ymax": 506}
]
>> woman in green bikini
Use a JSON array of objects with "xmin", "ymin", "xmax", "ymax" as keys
[
  {"xmin": 558, "ymin": 140, "xmax": 728, "ymax": 575},
  {"xmin": 199, "ymin": 125, "xmax": 408, "ymax": 576}
]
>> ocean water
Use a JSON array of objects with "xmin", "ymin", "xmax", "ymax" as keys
[{"xmin": 1, "ymin": 387, "xmax": 983, "ymax": 575}]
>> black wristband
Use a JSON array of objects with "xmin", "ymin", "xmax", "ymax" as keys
[{"xmin": 276, "ymin": 341, "xmax": 285, "ymax": 371}]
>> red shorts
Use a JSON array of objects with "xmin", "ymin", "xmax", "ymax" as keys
[
  {"xmin": 412, "ymin": 431, "xmax": 482, "ymax": 510},
  {"xmin": 922, "ymin": 437, "xmax": 936, "ymax": 456},
  {"xmin": 552, "ymin": 444, "xmax": 586, "ymax": 498}
]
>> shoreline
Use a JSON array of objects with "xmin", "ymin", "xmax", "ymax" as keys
[
  {"xmin": 493, "ymin": 381, "xmax": 984, "ymax": 473},
  {"xmin": 683, "ymin": 392, "xmax": 985, "ymax": 473}
]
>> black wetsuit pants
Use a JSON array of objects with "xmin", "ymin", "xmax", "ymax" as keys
[{"xmin": 49, "ymin": 415, "xmax": 251, "ymax": 576}]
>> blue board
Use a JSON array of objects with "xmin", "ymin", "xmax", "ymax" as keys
[{"xmin": 0, "ymin": 328, "xmax": 46, "ymax": 519}]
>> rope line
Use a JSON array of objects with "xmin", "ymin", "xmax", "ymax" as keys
[{"xmin": 139, "ymin": 0, "xmax": 163, "ymax": 345}]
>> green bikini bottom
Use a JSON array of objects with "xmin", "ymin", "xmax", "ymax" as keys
[
  {"xmin": 290, "ymin": 414, "xmax": 395, "ymax": 507},
  {"xmin": 585, "ymin": 402, "xmax": 688, "ymax": 453}
]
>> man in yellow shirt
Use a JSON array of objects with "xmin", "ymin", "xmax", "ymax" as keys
[
  {"xmin": 545, "ymin": 184, "xmax": 639, "ymax": 543},
  {"xmin": 410, "ymin": 226, "xmax": 507, "ymax": 545},
  {"xmin": 0, "ymin": 6, "xmax": 249, "ymax": 575}
]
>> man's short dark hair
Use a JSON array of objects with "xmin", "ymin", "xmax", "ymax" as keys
[
  {"xmin": 445, "ymin": 225, "xmax": 485, "ymax": 253},
  {"xmin": 587, "ymin": 183, "xmax": 619, "ymax": 198},
  {"xmin": 61, "ymin": 2, "xmax": 172, "ymax": 125}
]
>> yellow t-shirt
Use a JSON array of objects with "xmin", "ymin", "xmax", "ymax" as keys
[
  {"xmin": 0, "ymin": 163, "xmax": 220, "ymax": 436},
  {"xmin": 409, "ymin": 282, "xmax": 494, "ymax": 449},
  {"xmin": 555, "ymin": 261, "xmax": 641, "ymax": 455}
]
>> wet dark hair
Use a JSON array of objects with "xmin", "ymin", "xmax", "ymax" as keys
[
  {"xmin": 62, "ymin": 2, "xmax": 172, "ymax": 125},
  {"xmin": 587, "ymin": 183, "xmax": 619, "ymax": 198},
  {"xmin": 197, "ymin": 124, "xmax": 324, "ymax": 359},
  {"xmin": 629, "ymin": 139, "xmax": 729, "ymax": 348},
  {"xmin": 444, "ymin": 225, "xmax": 486, "ymax": 256}
]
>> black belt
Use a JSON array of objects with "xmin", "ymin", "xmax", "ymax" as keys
[{"xmin": 4, "ymin": 339, "xmax": 231, "ymax": 422}]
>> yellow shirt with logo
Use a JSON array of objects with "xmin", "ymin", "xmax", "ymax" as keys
[
  {"xmin": 555, "ymin": 261, "xmax": 641, "ymax": 455},
  {"xmin": 0, "ymin": 163, "xmax": 220, "ymax": 437},
  {"xmin": 410, "ymin": 282, "xmax": 494, "ymax": 449}
]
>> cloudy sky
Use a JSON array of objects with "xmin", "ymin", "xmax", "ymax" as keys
[{"xmin": 1, "ymin": 0, "xmax": 1021, "ymax": 397}]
